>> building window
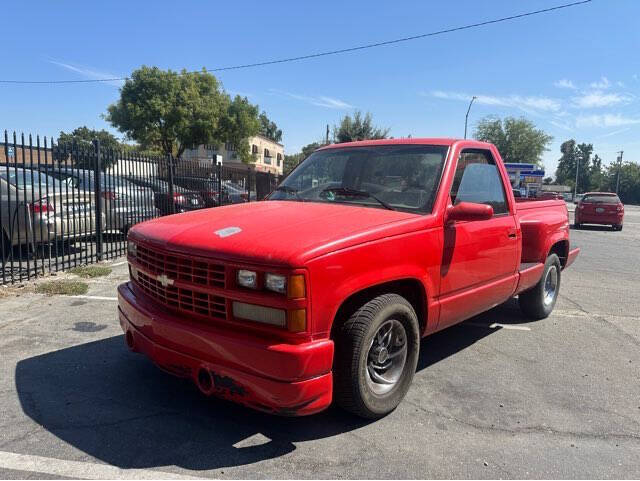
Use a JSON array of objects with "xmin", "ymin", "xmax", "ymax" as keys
[
  {"xmin": 264, "ymin": 155, "xmax": 271, "ymax": 165},
  {"xmin": 264, "ymin": 148, "xmax": 270, "ymax": 157},
  {"xmin": 251, "ymin": 144, "xmax": 258, "ymax": 154},
  {"xmin": 277, "ymin": 153, "xmax": 282, "ymax": 161},
  {"xmin": 225, "ymin": 142, "xmax": 235, "ymax": 151},
  {"xmin": 277, "ymin": 158, "xmax": 281, "ymax": 167}
]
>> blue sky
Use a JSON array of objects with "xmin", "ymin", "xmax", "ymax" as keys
[{"xmin": 1, "ymin": 0, "xmax": 638, "ymax": 175}]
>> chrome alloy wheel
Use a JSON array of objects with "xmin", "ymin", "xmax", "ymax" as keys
[
  {"xmin": 365, "ymin": 319, "xmax": 408, "ymax": 396},
  {"xmin": 543, "ymin": 265, "xmax": 558, "ymax": 307}
]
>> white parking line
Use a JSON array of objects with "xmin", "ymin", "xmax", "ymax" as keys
[
  {"xmin": 489, "ymin": 322, "xmax": 531, "ymax": 331},
  {"xmin": 110, "ymin": 261, "xmax": 128, "ymax": 267},
  {"xmin": 466, "ymin": 322, "xmax": 531, "ymax": 331},
  {"xmin": 0, "ymin": 450, "xmax": 201, "ymax": 480},
  {"xmin": 71, "ymin": 295, "xmax": 118, "ymax": 301}
]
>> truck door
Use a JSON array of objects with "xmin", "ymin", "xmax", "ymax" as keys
[{"xmin": 438, "ymin": 149, "xmax": 519, "ymax": 328}]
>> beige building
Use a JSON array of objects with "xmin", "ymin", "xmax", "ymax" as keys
[{"xmin": 183, "ymin": 134, "xmax": 284, "ymax": 175}]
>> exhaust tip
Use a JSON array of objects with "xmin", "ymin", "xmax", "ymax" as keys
[
  {"xmin": 125, "ymin": 330, "xmax": 135, "ymax": 351},
  {"xmin": 197, "ymin": 368, "xmax": 213, "ymax": 394}
]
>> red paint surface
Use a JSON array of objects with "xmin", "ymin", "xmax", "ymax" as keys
[{"xmin": 120, "ymin": 138, "xmax": 578, "ymax": 415}]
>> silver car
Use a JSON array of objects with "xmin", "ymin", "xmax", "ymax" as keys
[
  {"xmin": 43, "ymin": 168, "xmax": 158, "ymax": 232},
  {"xmin": 1, "ymin": 167, "xmax": 101, "ymax": 249}
]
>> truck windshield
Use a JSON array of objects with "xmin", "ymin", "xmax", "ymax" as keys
[{"xmin": 269, "ymin": 144, "xmax": 448, "ymax": 213}]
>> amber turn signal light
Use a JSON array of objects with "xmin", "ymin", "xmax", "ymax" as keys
[
  {"xmin": 287, "ymin": 274, "xmax": 306, "ymax": 299},
  {"xmin": 287, "ymin": 309, "xmax": 306, "ymax": 332}
]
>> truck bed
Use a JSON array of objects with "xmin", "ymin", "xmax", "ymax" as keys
[{"xmin": 515, "ymin": 199, "xmax": 570, "ymax": 265}]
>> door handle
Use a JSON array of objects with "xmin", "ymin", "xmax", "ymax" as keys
[{"xmin": 508, "ymin": 231, "xmax": 517, "ymax": 239}]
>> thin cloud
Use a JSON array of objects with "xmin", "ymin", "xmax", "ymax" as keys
[
  {"xmin": 596, "ymin": 127, "xmax": 631, "ymax": 139},
  {"xmin": 270, "ymin": 89, "xmax": 354, "ymax": 109},
  {"xmin": 554, "ymin": 79, "xmax": 577, "ymax": 89},
  {"xmin": 550, "ymin": 119, "xmax": 574, "ymax": 132},
  {"xmin": 572, "ymin": 91, "xmax": 631, "ymax": 108},
  {"xmin": 429, "ymin": 90, "xmax": 561, "ymax": 113},
  {"xmin": 589, "ymin": 76, "xmax": 611, "ymax": 89},
  {"xmin": 48, "ymin": 59, "xmax": 123, "ymax": 87},
  {"xmin": 575, "ymin": 113, "xmax": 640, "ymax": 128}
]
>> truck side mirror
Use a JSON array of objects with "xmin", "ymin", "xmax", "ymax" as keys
[{"xmin": 446, "ymin": 202, "xmax": 494, "ymax": 223}]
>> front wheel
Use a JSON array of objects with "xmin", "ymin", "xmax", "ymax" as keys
[
  {"xmin": 519, "ymin": 253, "xmax": 561, "ymax": 320},
  {"xmin": 333, "ymin": 293, "xmax": 420, "ymax": 419}
]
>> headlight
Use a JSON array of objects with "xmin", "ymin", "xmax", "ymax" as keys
[
  {"xmin": 265, "ymin": 273, "xmax": 287, "ymax": 294},
  {"xmin": 127, "ymin": 240, "xmax": 137, "ymax": 257},
  {"xmin": 237, "ymin": 269, "xmax": 257, "ymax": 289}
]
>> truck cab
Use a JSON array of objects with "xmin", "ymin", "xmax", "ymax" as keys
[{"xmin": 119, "ymin": 138, "xmax": 579, "ymax": 418}]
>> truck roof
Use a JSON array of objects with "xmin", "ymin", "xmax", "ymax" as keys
[{"xmin": 317, "ymin": 138, "xmax": 493, "ymax": 151}]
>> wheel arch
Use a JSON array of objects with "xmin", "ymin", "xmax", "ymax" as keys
[
  {"xmin": 548, "ymin": 239, "xmax": 569, "ymax": 268},
  {"xmin": 330, "ymin": 278, "xmax": 428, "ymax": 340}
]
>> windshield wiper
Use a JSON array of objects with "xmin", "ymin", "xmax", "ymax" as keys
[
  {"xmin": 320, "ymin": 187, "xmax": 395, "ymax": 211},
  {"xmin": 273, "ymin": 185, "xmax": 304, "ymax": 201}
]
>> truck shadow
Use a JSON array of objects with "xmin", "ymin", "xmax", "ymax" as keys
[{"xmin": 15, "ymin": 300, "xmax": 527, "ymax": 471}]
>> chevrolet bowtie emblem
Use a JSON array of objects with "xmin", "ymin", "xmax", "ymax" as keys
[{"xmin": 156, "ymin": 274, "xmax": 174, "ymax": 287}]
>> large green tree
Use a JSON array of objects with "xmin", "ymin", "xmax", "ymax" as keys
[
  {"xmin": 555, "ymin": 140, "xmax": 594, "ymax": 192},
  {"xmin": 333, "ymin": 111, "xmax": 389, "ymax": 143},
  {"xmin": 604, "ymin": 161, "xmax": 640, "ymax": 204},
  {"xmin": 259, "ymin": 112, "xmax": 282, "ymax": 143},
  {"xmin": 106, "ymin": 66, "xmax": 260, "ymax": 161},
  {"xmin": 474, "ymin": 117, "xmax": 553, "ymax": 166},
  {"xmin": 218, "ymin": 96, "xmax": 261, "ymax": 163},
  {"xmin": 56, "ymin": 126, "xmax": 123, "ymax": 169}
]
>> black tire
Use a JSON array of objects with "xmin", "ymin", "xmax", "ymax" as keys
[
  {"xmin": 519, "ymin": 253, "xmax": 561, "ymax": 320},
  {"xmin": 615, "ymin": 224, "xmax": 623, "ymax": 231},
  {"xmin": 1, "ymin": 230, "xmax": 11, "ymax": 265},
  {"xmin": 333, "ymin": 293, "xmax": 420, "ymax": 419}
]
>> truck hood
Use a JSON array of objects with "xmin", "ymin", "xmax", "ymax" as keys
[{"xmin": 129, "ymin": 200, "xmax": 417, "ymax": 266}]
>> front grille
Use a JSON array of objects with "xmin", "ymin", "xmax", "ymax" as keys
[
  {"xmin": 136, "ymin": 270, "xmax": 226, "ymax": 319},
  {"xmin": 136, "ymin": 244, "xmax": 225, "ymax": 288}
]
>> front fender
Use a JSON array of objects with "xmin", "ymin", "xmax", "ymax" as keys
[{"xmin": 306, "ymin": 229, "xmax": 442, "ymax": 337}]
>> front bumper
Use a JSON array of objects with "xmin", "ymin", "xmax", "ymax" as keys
[{"xmin": 118, "ymin": 282, "xmax": 334, "ymax": 416}]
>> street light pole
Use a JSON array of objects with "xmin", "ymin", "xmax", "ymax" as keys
[
  {"xmin": 464, "ymin": 96, "xmax": 477, "ymax": 139},
  {"xmin": 616, "ymin": 150, "xmax": 623, "ymax": 193},
  {"xmin": 574, "ymin": 153, "xmax": 580, "ymax": 201}
]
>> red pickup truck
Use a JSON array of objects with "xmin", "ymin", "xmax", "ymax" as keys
[{"xmin": 119, "ymin": 138, "xmax": 579, "ymax": 418}]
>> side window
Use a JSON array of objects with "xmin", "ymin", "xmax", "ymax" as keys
[{"xmin": 450, "ymin": 150, "xmax": 508, "ymax": 215}]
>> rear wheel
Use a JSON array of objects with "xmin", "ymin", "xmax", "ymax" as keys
[
  {"xmin": 519, "ymin": 254, "xmax": 561, "ymax": 320},
  {"xmin": 614, "ymin": 224, "xmax": 623, "ymax": 231},
  {"xmin": 1, "ymin": 230, "xmax": 11, "ymax": 265},
  {"xmin": 333, "ymin": 293, "xmax": 420, "ymax": 419}
]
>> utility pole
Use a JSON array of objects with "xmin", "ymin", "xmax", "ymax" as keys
[
  {"xmin": 464, "ymin": 96, "xmax": 477, "ymax": 139},
  {"xmin": 325, "ymin": 124, "xmax": 330, "ymax": 145},
  {"xmin": 616, "ymin": 150, "xmax": 623, "ymax": 193},
  {"xmin": 574, "ymin": 152, "xmax": 580, "ymax": 200}
]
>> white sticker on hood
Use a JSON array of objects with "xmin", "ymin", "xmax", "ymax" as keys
[{"xmin": 215, "ymin": 226, "xmax": 242, "ymax": 238}]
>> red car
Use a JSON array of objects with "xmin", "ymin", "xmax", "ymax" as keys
[
  {"xmin": 574, "ymin": 192, "xmax": 624, "ymax": 230},
  {"xmin": 119, "ymin": 139, "xmax": 579, "ymax": 418}
]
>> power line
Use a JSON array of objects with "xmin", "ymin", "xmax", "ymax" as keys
[{"xmin": 0, "ymin": 0, "xmax": 591, "ymax": 85}]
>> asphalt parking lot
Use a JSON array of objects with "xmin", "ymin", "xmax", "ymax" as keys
[{"xmin": 1, "ymin": 204, "xmax": 639, "ymax": 479}]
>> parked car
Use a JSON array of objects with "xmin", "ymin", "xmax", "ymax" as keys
[
  {"xmin": 537, "ymin": 191, "xmax": 564, "ymax": 200},
  {"xmin": 120, "ymin": 138, "xmax": 579, "ymax": 418},
  {"xmin": 1, "ymin": 167, "xmax": 101, "ymax": 254},
  {"xmin": 221, "ymin": 180, "xmax": 257, "ymax": 203},
  {"xmin": 42, "ymin": 168, "xmax": 158, "ymax": 232},
  {"xmin": 574, "ymin": 192, "xmax": 624, "ymax": 230},
  {"xmin": 573, "ymin": 193, "xmax": 584, "ymax": 204},
  {"xmin": 124, "ymin": 176, "xmax": 204, "ymax": 215},
  {"xmin": 173, "ymin": 176, "xmax": 229, "ymax": 207}
]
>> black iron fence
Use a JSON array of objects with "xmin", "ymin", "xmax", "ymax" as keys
[{"xmin": 1, "ymin": 130, "xmax": 280, "ymax": 285}]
